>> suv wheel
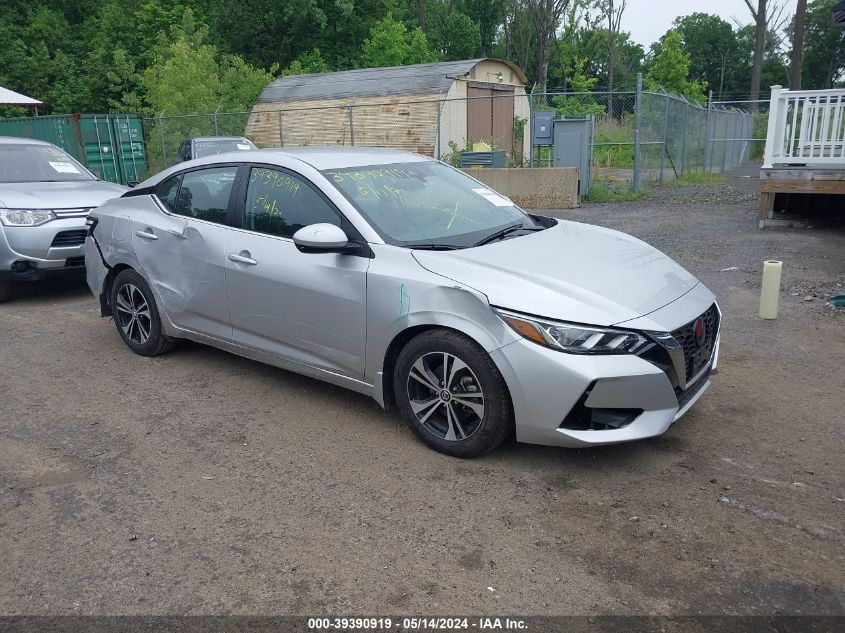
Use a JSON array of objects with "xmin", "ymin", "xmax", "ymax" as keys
[
  {"xmin": 110, "ymin": 269, "xmax": 175, "ymax": 357},
  {"xmin": 0, "ymin": 281, "xmax": 11, "ymax": 304},
  {"xmin": 394, "ymin": 329, "xmax": 513, "ymax": 457}
]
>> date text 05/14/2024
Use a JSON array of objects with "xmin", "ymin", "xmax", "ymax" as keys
[{"xmin": 307, "ymin": 617, "xmax": 528, "ymax": 630}]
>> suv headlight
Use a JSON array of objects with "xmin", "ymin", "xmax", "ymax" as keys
[
  {"xmin": 0, "ymin": 209, "xmax": 56, "ymax": 226},
  {"xmin": 494, "ymin": 308, "xmax": 650, "ymax": 355}
]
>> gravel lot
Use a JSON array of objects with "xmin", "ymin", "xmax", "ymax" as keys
[{"xmin": 1, "ymin": 173, "xmax": 843, "ymax": 617}]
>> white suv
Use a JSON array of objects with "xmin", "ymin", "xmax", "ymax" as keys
[{"xmin": 0, "ymin": 137, "xmax": 126, "ymax": 302}]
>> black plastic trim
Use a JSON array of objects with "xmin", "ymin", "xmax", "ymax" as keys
[{"xmin": 121, "ymin": 185, "xmax": 155, "ymax": 198}]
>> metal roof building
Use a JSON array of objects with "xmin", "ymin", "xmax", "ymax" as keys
[
  {"xmin": 246, "ymin": 58, "xmax": 530, "ymax": 160},
  {"xmin": 0, "ymin": 87, "xmax": 42, "ymax": 110}
]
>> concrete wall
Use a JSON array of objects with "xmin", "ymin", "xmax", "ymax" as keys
[{"xmin": 462, "ymin": 167, "xmax": 580, "ymax": 209}]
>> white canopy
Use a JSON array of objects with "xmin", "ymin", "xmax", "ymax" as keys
[{"xmin": 0, "ymin": 86, "xmax": 42, "ymax": 106}]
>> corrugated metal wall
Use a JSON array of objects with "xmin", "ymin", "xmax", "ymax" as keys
[{"xmin": 0, "ymin": 113, "xmax": 148, "ymax": 185}]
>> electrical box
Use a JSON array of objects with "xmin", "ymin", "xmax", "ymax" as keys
[{"xmin": 532, "ymin": 111, "xmax": 555, "ymax": 146}]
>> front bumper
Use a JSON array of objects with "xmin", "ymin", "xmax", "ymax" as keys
[
  {"xmin": 84, "ymin": 235, "xmax": 110, "ymax": 307},
  {"xmin": 0, "ymin": 218, "xmax": 88, "ymax": 282},
  {"xmin": 492, "ymin": 305, "xmax": 720, "ymax": 448}
]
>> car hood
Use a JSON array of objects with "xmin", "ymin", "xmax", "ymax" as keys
[
  {"xmin": 412, "ymin": 219, "xmax": 699, "ymax": 327},
  {"xmin": 0, "ymin": 180, "xmax": 128, "ymax": 209}
]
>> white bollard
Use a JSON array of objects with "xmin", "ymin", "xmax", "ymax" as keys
[{"xmin": 759, "ymin": 260, "xmax": 783, "ymax": 319}]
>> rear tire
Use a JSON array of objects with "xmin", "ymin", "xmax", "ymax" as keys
[
  {"xmin": 110, "ymin": 269, "xmax": 175, "ymax": 357},
  {"xmin": 0, "ymin": 281, "xmax": 11, "ymax": 303},
  {"xmin": 393, "ymin": 329, "xmax": 513, "ymax": 457}
]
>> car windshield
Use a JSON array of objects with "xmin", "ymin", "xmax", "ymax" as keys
[
  {"xmin": 322, "ymin": 161, "xmax": 541, "ymax": 248},
  {"xmin": 194, "ymin": 140, "xmax": 254, "ymax": 158},
  {"xmin": 0, "ymin": 143, "xmax": 94, "ymax": 183}
]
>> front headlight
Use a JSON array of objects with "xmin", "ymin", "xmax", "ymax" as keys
[
  {"xmin": 0, "ymin": 209, "xmax": 56, "ymax": 226},
  {"xmin": 494, "ymin": 308, "xmax": 651, "ymax": 355}
]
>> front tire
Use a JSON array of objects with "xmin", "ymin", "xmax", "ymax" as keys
[
  {"xmin": 393, "ymin": 329, "xmax": 513, "ymax": 457},
  {"xmin": 110, "ymin": 269, "xmax": 175, "ymax": 357},
  {"xmin": 0, "ymin": 281, "xmax": 11, "ymax": 303}
]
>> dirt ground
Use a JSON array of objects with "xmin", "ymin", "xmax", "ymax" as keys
[{"xmin": 1, "ymin": 173, "xmax": 843, "ymax": 617}]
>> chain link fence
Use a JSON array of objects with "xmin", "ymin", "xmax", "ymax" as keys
[{"xmin": 142, "ymin": 80, "xmax": 768, "ymax": 192}]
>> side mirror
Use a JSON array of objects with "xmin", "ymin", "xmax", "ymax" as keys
[
  {"xmin": 128, "ymin": 181, "xmax": 140, "ymax": 188},
  {"xmin": 293, "ymin": 223, "xmax": 358, "ymax": 254}
]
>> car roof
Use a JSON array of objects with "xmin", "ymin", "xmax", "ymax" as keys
[
  {"xmin": 144, "ymin": 146, "xmax": 435, "ymax": 188},
  {"xmin": 192, "ymin": 136, "xmax": 249, "ymax": 142},
  {"xmin": 0, "ymin": 136, "xmax": 53, "ymax": 146},
  {"xmin": 245, "ymin": 146, "xmax": 433, "ymax": 170}
]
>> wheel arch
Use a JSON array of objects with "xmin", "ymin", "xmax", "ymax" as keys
[
  {"xmin": 379, "ymin": 322, "xmax": 513, "ymax": 413},
  {"xmin": 101, "ymin": 263, "xmax": 136, "ymax": 316}
]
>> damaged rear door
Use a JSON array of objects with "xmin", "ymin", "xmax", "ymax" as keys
[{"xmin": 132, "ymin": 165, "xmax": 238, "ymax": 342}]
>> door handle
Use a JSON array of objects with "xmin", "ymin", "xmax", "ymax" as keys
[
  {"xmin": 134, "ymin": 229, "xmax": 159, "ymax": 240},
  {"xmin": 228, "ymin": 253, "xmax": 257, "ymax": 266}
]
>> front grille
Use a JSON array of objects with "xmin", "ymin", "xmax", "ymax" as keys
[
  {"xmin": 51, "ymin": 230, "xmax": 88, "ymax": 247},
  {"xmin": 670, "ymin": 304, "xmax": 720, "ymax": 384}
]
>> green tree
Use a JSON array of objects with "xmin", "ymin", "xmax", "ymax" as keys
[
  {"xmin": 361, "ymin": 12, "xmax": 409, "ymax": 67},
  {"xmin": 645, "ymin": 30, "xmax": 705, "ymax": 103},
  {"xmin": 671, "ymin": 13, "xmax": 740, "ymax": 98},
  {"xmin": 361, "ymin": 12, "xmax": 437, "ymax": 67},
  {"xmin": 141, "ymin": 8, "xmax": 273, "ymax": 114},
  {"xmin": 0, "ymin": 2, "xmax": 84, "ymax": 112},
  {"xmin": 406, "ymin": 26, "xmax": 440, "ymax": 63},
  {"xmin": 550, "ymin": 58, "xmax": 605, "ymax": 116},
  {"xmin": 801, "ymin": 0, "xmax": 845, "ymax": 88},
  {"xmin": 213, "ymin": 0, "xmax": 327, "ymax": 70},
  {"xmin": 281, "ymin": 49, "xmax": 332, "ymax": 76},
  {"xmin": 435, "ymin": 12, "xmax": 480, "ymax": 60},
  {"xmin": 459, "ymin": 0, "xmax": 501, "ymax": 56},
  {"xmin": 734, "ymin": 24, "xmax": 788, "ymax": 95}
]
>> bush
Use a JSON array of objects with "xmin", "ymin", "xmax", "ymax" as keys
[{"xmin": 550, "ymin": 94, "xmax": 605, "ymax": 118}]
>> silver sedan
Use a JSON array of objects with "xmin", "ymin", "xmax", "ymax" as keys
[{"xmin": 85, "ymin": 147, "xmax": 720, "ymax": 457}]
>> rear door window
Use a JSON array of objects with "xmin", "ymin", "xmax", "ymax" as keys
[
  {"xmin": 173, "ymin": 167, "xmax": 238, "ymax": 224},
  {"xmin": 156, "ymin": 174, "xmax": 182, "ymax": 212}
]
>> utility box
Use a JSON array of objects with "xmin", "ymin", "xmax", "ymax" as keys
[
  {"xmin": 460, "ymin": 151, "xmax": 506, "ymax": 168},
  {"xmin": 532, "ymin": 110, "xmax": 555, "ymax": 146},
  {"xmin": 553, "ymin": 118, "xmax": 594, "ymax": 197}
]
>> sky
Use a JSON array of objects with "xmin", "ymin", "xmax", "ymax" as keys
[{"xmin": 621, "ymin": 0, "xmax": 800, "ymax": 49}]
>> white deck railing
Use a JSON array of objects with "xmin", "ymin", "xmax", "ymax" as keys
[{"xmin": 763, "ymin": 85, "xmax": 845, "ymax": 168}]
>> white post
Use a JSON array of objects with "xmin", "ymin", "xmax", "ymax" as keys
[
  {"xmin": 762, "ymin": 85, "xmax": 783, "ymax": 168},
  {"xmin": 760, "ymin": 260, "xmax": 783, "ymax": 320}
]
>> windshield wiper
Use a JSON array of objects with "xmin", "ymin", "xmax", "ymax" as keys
[
  {"xmin": 403, "ymin": 243, "xmax": 461, "ymax": 251},
  {"xmin": 473, "ymin": 223, "xmax": 543, "ymax": 247}
]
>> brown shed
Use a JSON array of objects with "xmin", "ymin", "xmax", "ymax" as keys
[{"xmin": 245, "ymin": 59, "xmax": 529, "ymax": 159}]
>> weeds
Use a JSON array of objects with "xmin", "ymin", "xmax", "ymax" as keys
[
  {"xmin": 584, "ymin": 181, "xmax": 649, "ymax": 203},
  {"xmin": 665, "ymin": 171, "xmax": 727, "ymax": 186}
]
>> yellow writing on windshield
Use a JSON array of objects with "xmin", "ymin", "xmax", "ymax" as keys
[
  {"xmin": 327, "ymin": 167, "xmax": 413, "ymax": 183},
  {"xmin": 357, "ymin": 184, "xmax": 406, "ymax": 202},
  {"xmin": 251, "ymin": 168, "xmax": 300, "ymax": 197},
  {"xmin": 255, "ymin": 193, "xmax": 282, "ymax": 218}
]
